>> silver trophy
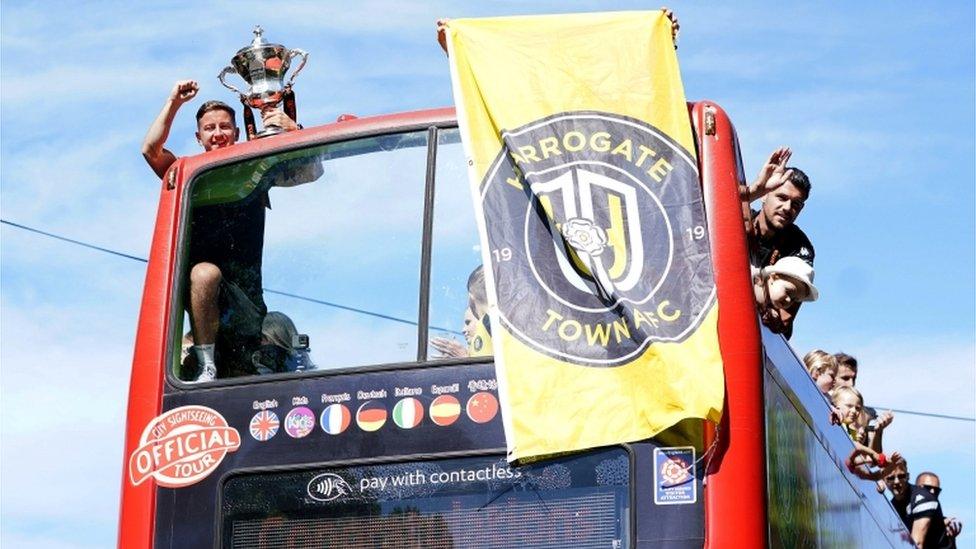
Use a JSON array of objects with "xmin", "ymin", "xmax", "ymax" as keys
[{"xmin": 218, "ymin": 26, "xmax": 308, "ymax": 139}]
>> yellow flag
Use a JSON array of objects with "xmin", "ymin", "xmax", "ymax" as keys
[{"xmin": 446, "ymin": 11, "xmax": 724, "ymax": 462}]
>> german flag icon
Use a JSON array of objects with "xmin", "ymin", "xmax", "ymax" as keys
[{"xmin": 356, "ymin": 401, "xmax": 387, "ymax": 432}]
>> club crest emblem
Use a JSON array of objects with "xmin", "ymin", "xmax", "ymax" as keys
[{"xmin": 479, "ymin": 111, "xmax": 715, "ymax": 366}]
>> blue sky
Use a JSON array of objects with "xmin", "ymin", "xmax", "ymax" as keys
[{"xmin": 1, "ymin": 2, "xmax": 973, "ymax": 547}]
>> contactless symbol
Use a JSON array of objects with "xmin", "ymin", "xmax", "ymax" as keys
[
  {"xmin": 249, "ymin": 410, "xmax": 279, "ymax": 441},
  {"xmin": 482, "ymin": 111, "xmax": 715, "ymax": 366},
  {"xmin": 284, "ymin": 407, "xmax": 315, "ymax": 439},
  {"xmin": 356, "ymin": 401, "xmax": 387, "ymax": 432},
  {"xmin": 307, "ymin": 472, "xmax": 353, "ymax": 502},
  {"xmin": 128, "ymin": 405, "xmax": 241, "ymax": 488},
  {"xmin": 430, "ymin": 395, "xmax": 461, "ymax": 426},
  {"xmin": 392, "ymin": 397, "xmax": 424, "ymax": 429},
  {"xmin": 466, "ymin": 392, "xmax": 499, "ymax": 424},
  {"xmin": 320, "ymin": 404, "xmax": 351, "ymax": 435}
]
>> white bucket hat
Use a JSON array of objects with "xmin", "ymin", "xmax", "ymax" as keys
[{"xmin": 762, "ymin": 256, "xmax": 819, "ymax": 302}]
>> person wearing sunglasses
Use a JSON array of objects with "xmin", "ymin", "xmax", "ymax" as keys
[
  {"xmin": 915, "ymin": 472, "xmax": 963, "ymax": 548},
  {"xmin": 884, "ymin": 460, "xmax": 959, "ymax": 548}
]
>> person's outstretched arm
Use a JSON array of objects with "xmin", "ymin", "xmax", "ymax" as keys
[
  {"xmin": 868, "ymin": 410, "xmax": 894, "ymax": 453},
  {"xmin": 142, "ymin": 80, "xmax": 198, "ymax": 178}
]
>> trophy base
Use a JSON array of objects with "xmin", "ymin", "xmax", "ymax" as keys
[{"xmin": 254, "ymin": 125, "xmax": 285, "ymax": 139}]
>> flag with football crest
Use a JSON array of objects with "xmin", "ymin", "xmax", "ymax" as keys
[{"xmin": 444, "ymin": 11, "xmax": 725, "ymax": 462}]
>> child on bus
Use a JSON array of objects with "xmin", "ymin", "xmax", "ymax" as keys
[
  {"xmin": 752, "ymin": 256, "xmax": 818, "ymax": 336},
  {"xmin": 831, "ymin": 385, "xmax": 868, "ymax": 445},
  {"xmin": 830, "ymin": 385, "xmax": 903, "ymax": 482},
  {"xmin": 753, "ymin": 256, "xmax": 819, "ymax": 317},
  {"xmin": 803, "ymin": 349, "xmax": 838, "ymax": 394}
]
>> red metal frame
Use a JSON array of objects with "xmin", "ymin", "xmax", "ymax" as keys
[
  {"xmin": 694, "ymin": 101, "xmax": 768, "ymax": 549},
  {"xmin": 178, "ymin": 107, "xmax": 456, "ymax": 179},
  {"xmin": 117, "ymin": 156, "xmax": 181, "ymax": 548}
]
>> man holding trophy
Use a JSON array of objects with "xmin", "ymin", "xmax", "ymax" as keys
[
  {"xmin": 141, "ymin": 27, "xmax": 308, "ymax": 382},
  {"xmin": 142, "ymin": 79, "xmax": 298, "ymax": 178}
]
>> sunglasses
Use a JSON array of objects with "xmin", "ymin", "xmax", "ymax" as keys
[
  {"xmin": 885, "ymin": 473, "xmax": 908, "ymax": 482},
  {"xmin": 920, "ymin": 484, "xmax": 942, "ymax": 496}
]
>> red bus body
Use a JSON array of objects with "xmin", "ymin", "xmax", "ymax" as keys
[{"xmin": 119, "ymin": 104, "xmax": 913, "ymax": 548}]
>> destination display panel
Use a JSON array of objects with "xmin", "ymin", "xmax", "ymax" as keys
[{"xmin": 221, "ymin": 449, "xmax": 631, "ymax": 548}]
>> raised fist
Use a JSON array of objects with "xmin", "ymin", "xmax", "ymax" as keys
[{"xmin": 170, "ymin": 80, "xmax": 199, "ymax": 105}]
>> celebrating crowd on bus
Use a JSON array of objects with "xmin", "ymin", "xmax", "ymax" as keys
[
  {"xmin": 740, "ymin": 143, "xmax": 963, "ymax": 548},
  {"xmin": 798, "ymin": 348, "xmax": 964, "ymax": 548}
]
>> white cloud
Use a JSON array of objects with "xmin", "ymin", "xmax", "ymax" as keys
[
  {"xmin": 291, "ymin": 311, "xmax": 420, "ymax": 368},
  {"xmin": 260, "ymin": 143, "xmax": 429, "ymax": 248}
]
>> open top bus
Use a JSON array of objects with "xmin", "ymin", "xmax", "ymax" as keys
[{"xmin": 119, "ymin": 103, "xmax": 914, "ymax": 548}]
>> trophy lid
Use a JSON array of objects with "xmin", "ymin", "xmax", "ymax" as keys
[
  {"xmin": 235, "ymin": 25, "xmax": 285, "ymax": 56},
  {"xmin": 250, "ymin": 26, "xmax": 268, "ymax": 48}
]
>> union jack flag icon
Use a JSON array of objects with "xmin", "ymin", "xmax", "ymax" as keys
[{"xmin": 249, "ymin": 410, "xmax": 280, "ymax": 442}]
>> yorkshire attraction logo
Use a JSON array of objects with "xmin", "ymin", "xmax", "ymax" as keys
[{"xmin": 482, "ymin": 112, "xmax": 715, "ymax": 366}]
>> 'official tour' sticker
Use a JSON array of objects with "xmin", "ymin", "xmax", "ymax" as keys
[{"xmin": 128, "ymin": 405, "xmax": 241, "ymax": 488}]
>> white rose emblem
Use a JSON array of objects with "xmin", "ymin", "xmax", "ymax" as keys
[
  {"xmin": 561, "ymin": 218, "xmax": 609, "ymax": 257},
  {"xmin": 661, "ymin": 458, "xmax": 690, "ymax": 485}
]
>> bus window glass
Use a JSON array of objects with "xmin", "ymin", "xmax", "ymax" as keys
[
  {"xmin": 428, "ymin": 128, "xmax": 491, "ymax": 361},
  {"xmin": 177, "ymin": 132, "xmax": 428, "ymax": 381},
  {"xmin": 221, "ymin": 448, "xmax": 630, "ymax": 548}
]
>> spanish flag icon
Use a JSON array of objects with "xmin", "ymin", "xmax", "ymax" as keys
[{"xmin": 430, "ymin": 395, "xmax": 461, "ymax": 427}]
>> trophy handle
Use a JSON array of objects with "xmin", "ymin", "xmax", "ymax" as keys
[
  {"xmin": 217, "ymin": 65, "xmax": 246, "ymax": 97},
  {"xmin": 284, "ymin": 49, "xmax": 309, "ymax": 88}
]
